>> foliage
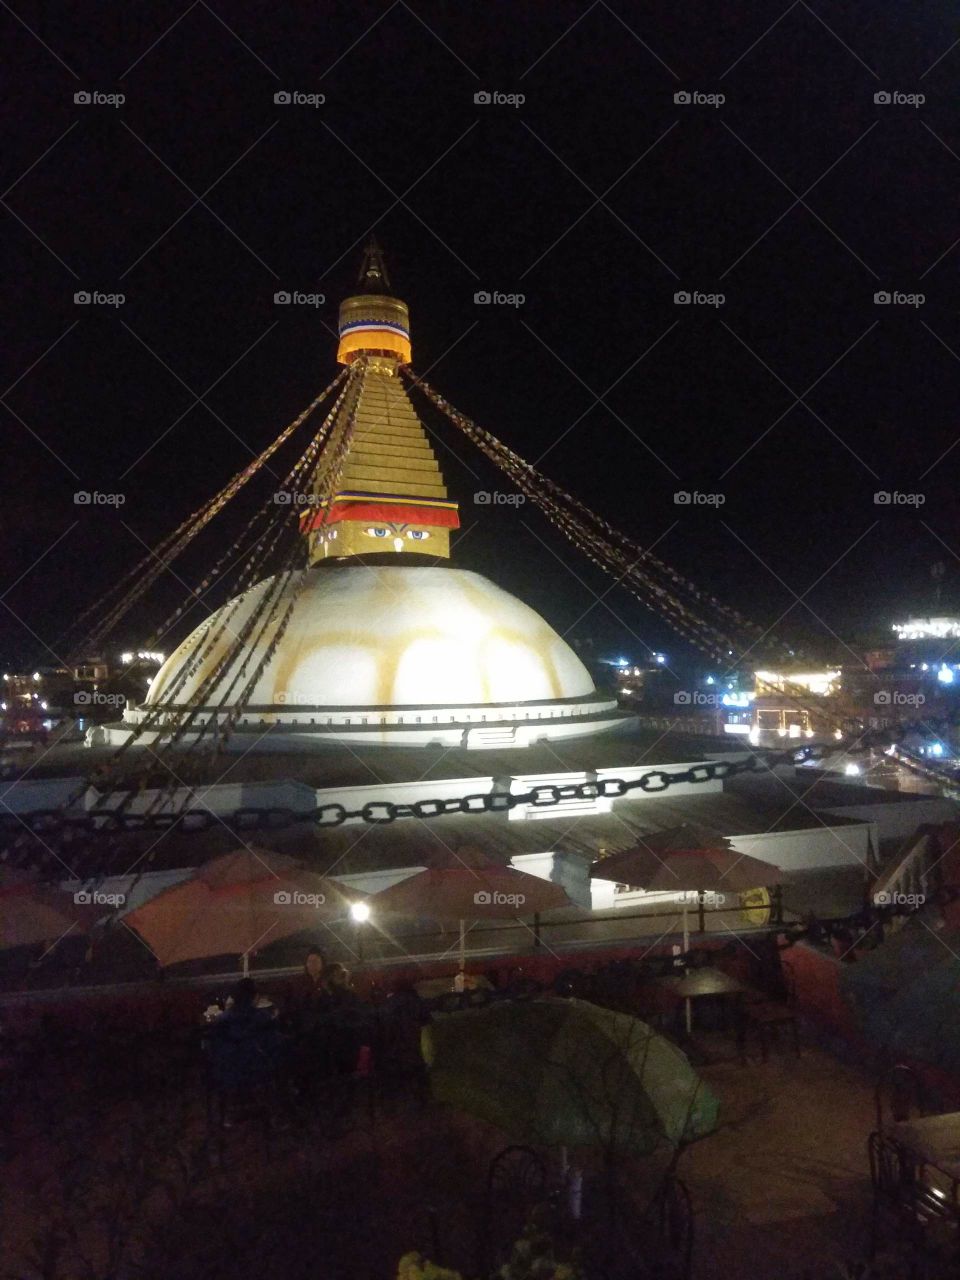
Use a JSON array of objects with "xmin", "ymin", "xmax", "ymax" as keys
[
  {"xmin": 397, "ymin": 1253, "xmax": 465, "ymax": 1280},
  {"xmin": 493, "ymin": 1205, "xmax": 585, "ymax": 1280}
]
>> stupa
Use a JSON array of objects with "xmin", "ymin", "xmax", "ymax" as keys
[{"xmin": 107, "ymin": 245, "xmax": 623, "ymax": 750}]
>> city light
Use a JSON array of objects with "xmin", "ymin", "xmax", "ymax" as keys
[
  {"xmin": 845, "ymin": 763, "xmax": 861, "ymax": 776},
  {"xmin": 938, "ymin": 666, "xmax": 955, "ymax": 685},
  {"xmin": 721, "ymin": 692, "xmax": 752, "ymax": 708},
  {"xmin": 893, "ymin": 617, "xmax": 960, "ymax": 641},
  {"xmin": 350, "ymin": 901, "xmax": 371, "ymax": 923}
]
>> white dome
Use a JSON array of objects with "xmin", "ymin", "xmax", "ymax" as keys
[{"xmin": 146, "ymin": 566, "xmax": 596, "ymax": 710}]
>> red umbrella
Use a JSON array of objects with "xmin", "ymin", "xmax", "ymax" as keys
[
  {"xmin": 122, "ymin": 848, "xmax": 364, "ymax": 971},
  {"xmin": 590, "ymin": 824, "xmax": 786, "ymax": 894},
  {"xmin": 373, "ymin": 851, "xmax": 572, "ymax": 971},
  {"xmin": 0, "ymin": 868, "xmax": 105, "ymax": 952},
  {"xmin": 590, "ymin": 825, "xmax": 785, "ymax": 1031}
]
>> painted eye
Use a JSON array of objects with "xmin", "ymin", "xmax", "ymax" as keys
[
  {"xmin": 364, "ymin": 526, "xmax": 389, "ymax": 538},
  {"xmin": 406, "ymin": 530, "xmax": 430, "ymax": 541}
]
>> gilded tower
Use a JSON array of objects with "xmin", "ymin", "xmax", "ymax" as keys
[{"xmin": 300, "ymin": 242, "xmax": 460, "ymax": 563}]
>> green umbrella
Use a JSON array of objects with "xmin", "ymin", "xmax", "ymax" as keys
[{"xmin": 422, "ymin": 996, "xmax": 718, "ymax": 1157}]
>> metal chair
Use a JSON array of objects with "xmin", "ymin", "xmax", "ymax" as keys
[
  {"xmin": 875, "ymin": 1062, "xmax": 927, "ymax": 1132},
  {"xmin": 744, "ymin": 966, "xmax": 800, "ymax": 1061},
  {"xmin": 651, "ymin": 1173, "xmax": 695, "ymax": 1280},
  {"xmin": 480, "ymin": 1145, "xmax": 549, "ymax": 1273},
  {"xmin": 867, "ymin": 1130, "xmax": 958, "ymax": 1274}
]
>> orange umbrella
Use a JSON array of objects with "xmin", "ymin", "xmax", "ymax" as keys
[
  {"xmin": 373, "ymin": 853, "xmax": 572, "ymax": 971},
  {"xmin": 122, "ymin": 848, "xmax": 364, "ymax": 972},
  {"xmin": 0, "ymin": 868, "xmax": 106, "ymax": 951}
]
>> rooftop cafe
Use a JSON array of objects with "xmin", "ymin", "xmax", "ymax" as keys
[{"xmin": 5, "ymin": 815, "xmax": 960, "ymax": 1278}]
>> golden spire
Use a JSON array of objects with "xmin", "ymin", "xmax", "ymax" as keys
[
  {"xmin": 302, "ymin": 244, "xmax": 459, "ymax": 563},
  {"xmin": 336, "ymin": 237, "xmax": 412, "ymax": 367}
]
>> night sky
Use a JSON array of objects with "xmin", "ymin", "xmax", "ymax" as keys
[{"xmin": 2, "ymin": 1, "xmax": 959, "ymax": 672}]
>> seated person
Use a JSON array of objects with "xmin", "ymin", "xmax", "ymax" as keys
[
  {"xmin": 204, "ymin": 978, "xmax": 285, "ymax": 1090},
  {"xmin": 323, "ymin": 963, "xmax": 359, "ymax": 1010}
]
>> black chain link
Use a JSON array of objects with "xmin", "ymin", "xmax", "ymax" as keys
[{"xmin": 0, "ymin": 743, "xmax": 848, "ymax": 839}]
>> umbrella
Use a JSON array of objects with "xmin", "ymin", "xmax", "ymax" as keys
[
  {"xmin": 840, "ymin": 917, "xmax": 960, "ymax": 1075},
  {"xmin": 121, "ymin": 848, "xmax": 363, "ymax": 971},
  {"xmin": 0, "ymin": 867, "xmax": 106, "ymax": 952},
  {"xmin": 422, "ymin": 997, "xmax": 718, "ymax": 1211},
  {"xmin": 591, "ymin": 824, "xmax": 785, "ymax": 1029},
  {"xmin": 372, "ymin": 852, "xmax": 571, "ymax": 974}
]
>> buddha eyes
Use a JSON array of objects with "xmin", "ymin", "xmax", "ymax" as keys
[{"xmin": 361, "ymin": 526, "xmax": 431, "ymax": 540}]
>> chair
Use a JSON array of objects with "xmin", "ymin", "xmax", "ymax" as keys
[
  {"xmin": 867, "ymin": 1130, "xmax": 957, "ymax": 1273},
  {"xmin": 202, "ymin": 1012, "xmax": 286, "ymax": 1157},
  {"xmin": 875, "ymin": 1063, "xmax": 926, "ymax": 1133},
  {"xmin": 651, "ymin": 1173, "xmax": 694, "ymax": 1280},
  {"xmin": 504, "ymin": 970, "xmax": 543, "ymax": 1000},
  {"xmin": 480, "ymin": 1145, "xmax": 549, "ymax": 1274},
  {"xmin": 553, "ymin": 968, "xmax": 588, "ymax": 998},
  {"xmin": 743, "ymin": 966, "xmax": 800, "ymax": 1061},
  {"xmin": 600, "ymin": 1171, "xmax": 694, "ymax": 1280},
  {"xmin": 434, "ymin": 991, "xmax": 465, "ymax": 1014}
]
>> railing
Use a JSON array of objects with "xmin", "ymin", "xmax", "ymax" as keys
[{"xmin": 872, "ymin": 825, "xmax": 939, "ymax": 907}]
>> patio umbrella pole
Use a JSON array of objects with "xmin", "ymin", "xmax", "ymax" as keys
[
  {"xmin": 560, "ymin": 1145, "xmax": 583, "ymax": 1220},
  {"xmin": 683, "ymin": 904, "xmax": 692, "ymax": 1034},
  {"xmin": 454, "ymin": 918, "xmax": 466, "ymax": 992}
]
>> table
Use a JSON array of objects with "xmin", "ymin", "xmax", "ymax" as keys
[
  {"xmin": 414, "ymin": 974, "xmax": 493, "ymax": 1000},
  {"xmin": 892, "ymin": 1113, "xmax": 960, "ymax": 1184},
  {"xmin": 650, "ymin": 967, "xmax": 748, "ymax": 1043},
  {"xmin": 659, "ymin": 968, "xmax": 747, "ymax": 1001}
]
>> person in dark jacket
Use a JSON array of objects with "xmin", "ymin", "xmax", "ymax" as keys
[{"xmin": 205, "ymin": 979, "xmax": 284, "ymax": 1090}]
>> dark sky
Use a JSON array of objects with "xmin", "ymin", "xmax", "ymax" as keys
[{"xmin": 2, "ymin": 1, "xmax": 959, "ymax": 672}]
